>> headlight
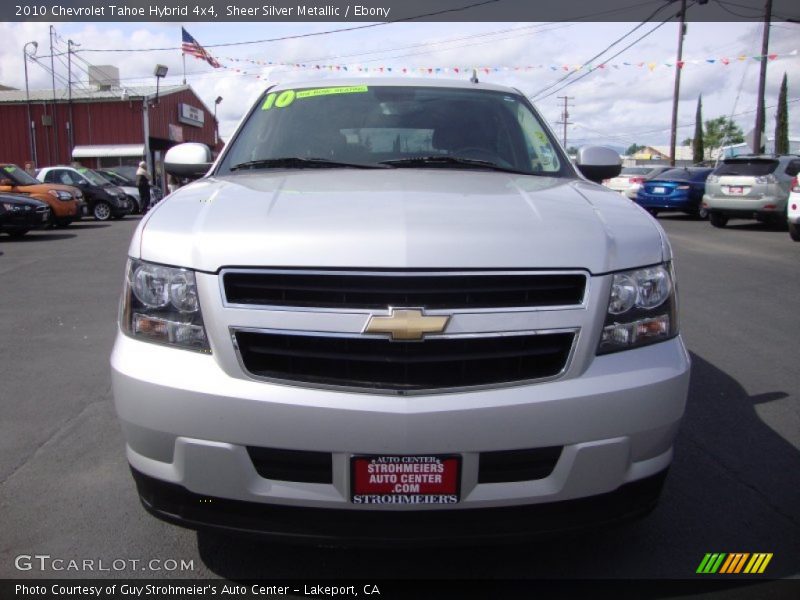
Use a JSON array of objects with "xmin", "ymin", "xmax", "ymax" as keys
[
  {"xmin": 2, "ymin": 202, "xmax": 21, "ymax": 211},
  {"xmin": 598, "ymin": 263, "xmax": 677, "ymax": 355},
  {"xmin": 120, "ymin": 259, "xmax": 210, "ymax": 352},
  {"xmin": 48, "ymin": 189, "xmax": 73, "ymax": 201}
]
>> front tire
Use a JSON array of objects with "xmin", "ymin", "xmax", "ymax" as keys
[
  {"xmin": 93, "ymin": 202, "xmax": 112, "ymax": 221},
  {"xmin": 709, "ymin": 212, "xmax": 728, "ymax": 228},
  {"xmin": 789, "ymin": 222, "xmax": 800, "ymax": 242},
  {"xmin": 7, "ymin": 229, "xmax": 29, "ymax": 238},
  {"xmin": 697, "ymin": 206, "xmax": 709, "ymax": 220}
]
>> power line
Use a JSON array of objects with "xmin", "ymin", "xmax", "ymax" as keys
[
  {"xmin": 530, "ymin": 2, "xmax": 678, "ymax": 101},
  {"xmin": 74, "ymin": 0, "xmax": 669, "ymax": 55},
  {"xmin": 76, "ymin": 0, "xmax": 502, "ymax": 53},
  {"xmin": 576, "ymin": 97, "xmax": 800, "ymax": 142},
  {"xmin": 532, "ymin": 9, "xmax": 682, "ymax": 103}
]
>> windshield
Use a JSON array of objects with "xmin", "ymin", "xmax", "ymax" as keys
[
  {"xmin": 2, "ymin": 165, "xmax": 40, "ymax": 186},
  {"xmin": 714, "ymin": 159, "xmax": 779, "ymax": 177},
  {"xmin": 219, "ymin": 85, "xmax": 570, "ymax": 177},
  {"xmin": 76, "ymin": 167, "xmax": 113, "ymax": 186},
  {"xmin": 101, "ymin": 170, "xmax": 132, "ymax": 185}
]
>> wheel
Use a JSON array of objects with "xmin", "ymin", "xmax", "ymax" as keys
[
  {"xmin": 647, "ymin": 208, "xmax": 659, "ymax": 217},
  {"xmin": 93, "ymin": 202, "xmax": 112, "ymax": 221},
  {"xmin": 7, "ymin": 229, "xmax": 29, "ymax": 238},
  {"xmin": 697, "ymin": 206, "xmax": 709, "ymax": 220},
  {"xmin": 55, "ymin": 218, "xmax": 72, "ymax": 228},
  {"xmin": 789, "ymin": 222, "xmax": 800, "ymax": 242},
  {"xmin": 709, "ymin": 212, "xmax": 728, "ymax": 228}
]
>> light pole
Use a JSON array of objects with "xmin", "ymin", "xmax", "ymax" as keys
[
  {"xmin": 214, "ymin": 96, "xmax": 222, "ymax": 146},
  {"xmin": 153, "ymin": 64, "xmax": 168, "ymax": 104},
  {"xmin": 67, "ymin": 39, "xmax": 80, "ymax": 161},
  {"xmin": 23, "ymin": 41, "xmax": 38, "ymax": 166},
  {"xmin": 146, "ymin": 65, "xmax": 169, "ymax": 178}
]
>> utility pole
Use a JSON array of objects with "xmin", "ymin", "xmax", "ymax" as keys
[
  {"xmin": 556, "ymin": 96, "xmax": 573, "ymax": 149},
  {"xmin": 67, "ymin": 40, "xmax": 79, "ymax": 161},
  {"xmin": 669, "ymin": 0, "xmax": 687, "ymax": 167},
  {"xmin": 753, "ymin": 0, "xmax": 773, "ymax": 153},
  {"xmin": 23, "ymin": 41, "xmax": 38, "ymax": 166},
  {"xmin": 49, "ymin": 25, "xmax": 60, "ymax": 164}
]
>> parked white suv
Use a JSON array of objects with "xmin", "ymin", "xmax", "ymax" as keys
[
  {"xmin": 111, "ymin": 79, "xmax": 690, "ymax": 544},
  {"xmin": 788, "ymin": 177, "xmax": 800, "ymax": 241}
]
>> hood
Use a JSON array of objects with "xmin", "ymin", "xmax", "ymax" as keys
[
  {"xmin": 0, "ymin": 193, "xmax": 49, "ymax": 208},
  {"xmin": 135, "ymin": 169, "xmax": 666, "ymax": 274},
  {"xmin": 0, "ymin": 183, "xmax": 77, "ymax": 197}
]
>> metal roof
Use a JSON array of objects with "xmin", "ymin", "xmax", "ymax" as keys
[
  {"xmin": 72, "ymin": 144, "xmax": 145, "ymax": 159},
  {"xmin": 0, "ymin": 84, "xmax": 189, "ymax": 104}
]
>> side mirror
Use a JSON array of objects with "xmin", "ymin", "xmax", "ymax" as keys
[
  {"xmin": 575, "ymin": 146, "xmax": 622, "ymax": 183},
  {"xmin": 164, "ymin": 143, "xmax": 212, "ymax": 178},
  {"xmin": 0, "ymin": 178, "xmax": 13, "ymax": 187}
]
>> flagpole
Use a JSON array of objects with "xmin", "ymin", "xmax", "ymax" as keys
[{"xmin": 182, "ymin": 53, "xmax": 186, "ymax": 84}]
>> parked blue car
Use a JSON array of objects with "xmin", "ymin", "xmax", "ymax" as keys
[{"xmin": 635, "ymin": 167, "xmax": 714, "ymax": 219}]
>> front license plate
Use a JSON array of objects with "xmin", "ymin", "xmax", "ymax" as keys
[
  {"xmin": 351, "ymin": 455, "xmax": 461, "ymax": 505},
  {"xmin": 653, "ymin": 186, "xmax": 666, "ymax": 194}
]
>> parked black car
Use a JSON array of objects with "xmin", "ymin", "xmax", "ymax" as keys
[
  {"xmin": 36, "ymin": 166, "xmax": 132, "ymax": 221},
  {"xmin": 635, "ymin": 167, "xmax": 714, "ymax": 219},
  {"xmin": 0, "ymin": 192, "xmax": 51, "ymax": 237}
]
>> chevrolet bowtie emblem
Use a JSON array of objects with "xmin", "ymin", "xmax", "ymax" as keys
[{"xmin": 364, "ymin": 308, "xmax": 450, "ymax": 341}]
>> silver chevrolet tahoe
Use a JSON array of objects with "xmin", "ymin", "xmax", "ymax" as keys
[{"xmin": 111, "ymin": 78, "xmax": 690, "ymax": 544}]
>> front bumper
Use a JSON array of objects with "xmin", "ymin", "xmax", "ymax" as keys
[
  {"xmin": 635, "ymin": 193, "xmax": 695, "ymax": 212},
  {"xmin": 111, "ymin": 200, "xmax": 132, "ymax": 216},
  {"xmin": 132, "ymin": 466, "xmax": 669, "ymax": 545},
  {"xmin": 703, "ymin": 193, "xmax": 788, "ymax": 214},
  {"xmin": 111, "ymin": 330, "xmax": 690, "ymax": 536}
]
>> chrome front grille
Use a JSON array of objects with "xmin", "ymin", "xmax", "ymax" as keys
[
  {"xmin": 221, "ymin": 269, "xmax": 588, "ymax": 393},
  {"xmin": 222, "ymin": 269, "xmax": 587, "ymax": 310}
]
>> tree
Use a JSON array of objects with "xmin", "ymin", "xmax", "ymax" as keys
[
  {"xmin": 625, "ymin": 143, "xmax": 645, "ymax": 156},
  {"xmin": 567, "ymin": 146, "xmax": 579, "ymax": 155},
  {"xmin": 681, "ymin": 137, "xmax": 693, "ymax": 146},
  {"xmin": 693, "ymin": 96, "xmax": 704, "ymax": 163},
  {"xmin": 775, "ymin": 73, "xmax": 789, "ymax": 154},
  {"xmin": 704, "ymin": 116, "xmax": 744, "ymax": 152}
]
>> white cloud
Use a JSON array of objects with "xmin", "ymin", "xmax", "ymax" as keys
[{"xmin": 2, "ymin": 20, "xmax": 798, "ymax": 146}]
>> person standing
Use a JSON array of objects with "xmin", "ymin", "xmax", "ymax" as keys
[{"xmin": 135, "ymin": 161, "xmax": 151, "ymax": 214}]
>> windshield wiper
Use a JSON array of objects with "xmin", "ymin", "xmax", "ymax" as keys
[
  {"xmin": 230, "ymin": 157, "xmax": 389, "ymax": 171},
  {"xmin": 379, "ymin": 156, "xmax": 529, "ymax": 175}
]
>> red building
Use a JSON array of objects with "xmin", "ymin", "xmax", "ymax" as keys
[{"xmin": 0, "ymin": 84, "xmax": 222, "ymax": 188}]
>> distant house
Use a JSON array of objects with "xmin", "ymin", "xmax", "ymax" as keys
[
  {"xmin": 717, "ymin": 138, "xmax": 800, "ymax": 159},
  {"xmin": 0, "ymin": 83, "xmax": 222, "ymax": 191},
  {"xmin": 632, "ymin": 146, "xmax": 695, "ymax": 165}
]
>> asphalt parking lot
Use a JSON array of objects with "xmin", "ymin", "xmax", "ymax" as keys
[{"xmin": 0, "ymin": 213, "xmax": 798, "ymax": 584}]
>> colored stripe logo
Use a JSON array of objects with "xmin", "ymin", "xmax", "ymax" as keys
[{"xmin": 697, "ymin": 553, "xmax": 773, "ymax": 574}]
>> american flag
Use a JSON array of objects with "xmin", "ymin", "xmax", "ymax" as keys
[{"xmin": 181, "ymin": 27, "xmax": 221, "ymax": 69}]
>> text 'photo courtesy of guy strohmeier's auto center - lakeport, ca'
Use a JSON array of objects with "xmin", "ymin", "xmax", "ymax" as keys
[{"xmin": 1, "ymin": 1, "xmax": 799, "ymax": 599}]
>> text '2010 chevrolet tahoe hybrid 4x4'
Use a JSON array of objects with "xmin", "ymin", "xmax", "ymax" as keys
[{"xmin": 111, "ymin": 79, "xmax": 690, "ymax": 544}]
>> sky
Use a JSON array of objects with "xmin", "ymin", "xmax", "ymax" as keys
[{"xmin": 0, "ymin": 18, "xmax": 798, "ymax": 151}]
